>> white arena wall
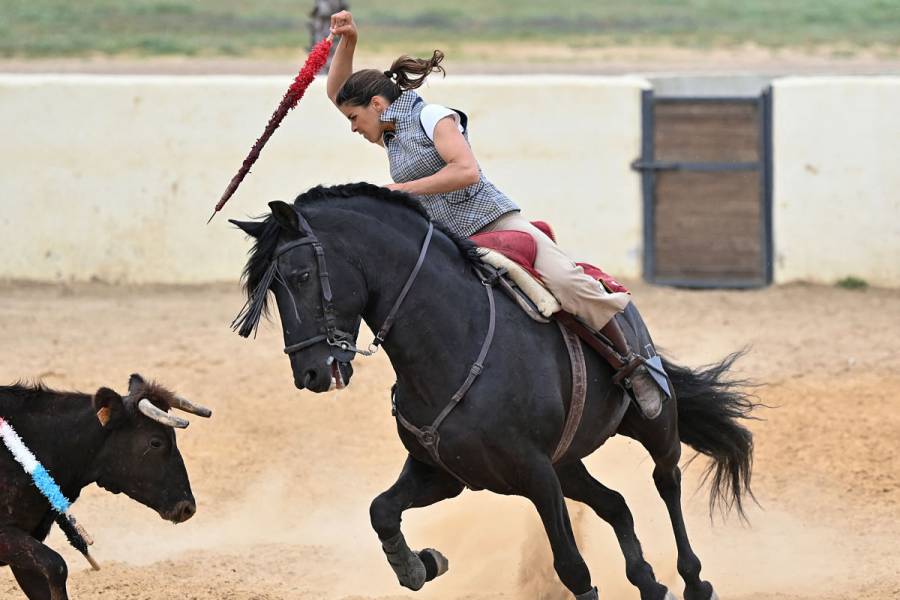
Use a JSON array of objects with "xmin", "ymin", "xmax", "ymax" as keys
[
  {"xmin": 2, "ymin": 74, "xmax": 898, "ymax": 287},
  {"xmin": 0, "ymin": 75, "xmax": 648, "ymax": 284},
  {"xmin": 771, "ymin": 76, "xmax": 900, "ymax": 287}
]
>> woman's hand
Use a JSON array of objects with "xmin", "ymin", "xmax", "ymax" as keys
[{"xmin": 330, "ymin": 10, "xmax": 357, "ymax": 41}]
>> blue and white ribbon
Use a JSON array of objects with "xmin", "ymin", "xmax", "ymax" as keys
[
  {"xmin": 0, "ymin": 416, "xmax": 72, "ymax": 513},
  {"xmin": 1, "ymin": 415, "xmax": 99, "ymax": 568}
]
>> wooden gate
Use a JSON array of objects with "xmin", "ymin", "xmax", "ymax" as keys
[{"xmin": 633, "ymin": 92, "xmax": 773, "ymax": 287}]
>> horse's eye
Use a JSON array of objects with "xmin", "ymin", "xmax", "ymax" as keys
[
  {"xmin": 149, "ymin": 438, "xmax": 164, "ymax": 450},
  {"xmin": 298, "ymin": 272, "xmax": 311, "ymax": 283}
]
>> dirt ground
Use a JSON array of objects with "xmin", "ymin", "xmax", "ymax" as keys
[{"xmin": 1, "ymin": 277, "xmax": 898, "ymax": 600}]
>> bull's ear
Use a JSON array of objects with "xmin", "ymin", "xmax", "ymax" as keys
[
  {"xmin": 127, "ymin": 373, "xmax": 145, "ymax": 396},
  {"xmin": 93, "ymin": 387, "xmax": 125, "ymax": 428},
  {"xmin": 268, "ymin": 201, "xmax": 299, "ymax": 232},
  {"xmin": 229, "ymin": 219, "xmax": 267, "ymax": 239}
]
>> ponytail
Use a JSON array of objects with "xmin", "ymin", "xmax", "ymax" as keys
[
  {"xmin": 388, "ymin": 50, "xmax": 445, "ymax": 91},
  {"xmin": 336, "ymin": 50, "xmax": 446, "ymax": 107}
]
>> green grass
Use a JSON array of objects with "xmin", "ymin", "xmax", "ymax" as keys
[
  {"xmin": 1, "ymin": 0, "xmax": 898, "ymax": 58},
  {"xmin": 836, "ymin": 276, "xmax": 869, "ymax": 290}
]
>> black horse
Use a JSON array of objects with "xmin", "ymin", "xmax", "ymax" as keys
[{"xmin": 231, "ymin": 183, "xmax": 757, "ymax": 600}]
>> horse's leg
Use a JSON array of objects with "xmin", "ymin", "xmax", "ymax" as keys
[
  {"xmin": 521, "ymin": 457, "xmax": 597, "ymax": 600},
  {"xmin": 630, "ymin": 408, "xmax": 718, "ymax": 600},
  {"xmin": 370, "ymin": 454, "xmax": 464, "ymax": 591},
  {"xmin": 0, "ymin": 526, "xmax": 68, "ymax": 600},
  {"xmin": 11, "ymin": 566, "xmax": 54, "ymax": 600},
  {"xmin": 557, "ymin": 461, "xmax": 673, "ymax": 600}
]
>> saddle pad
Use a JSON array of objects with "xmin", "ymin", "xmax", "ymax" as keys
[{"xmin": 470, "ymin": 222, "xmax": 629, "ymax": 294}]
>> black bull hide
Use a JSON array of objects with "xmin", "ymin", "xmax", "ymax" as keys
[{"xmin": 0, "ymin": 374, "xmax": 207, "ymax": 600}]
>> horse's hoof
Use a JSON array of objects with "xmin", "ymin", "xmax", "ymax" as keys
[
  {"xmin": 391, "ymin": 553, "xmax": 426, "ymax": 591},
  {"xmin": 382, "ymin": 533, "xmax": 427, "ymax": 591},
  {"xmin": 708, "ymin": 591, "xmax": 719, "ymax": 600},
  {"xmin": 418, "ymin": 548, "xmax": 449, "ymax": 582}
]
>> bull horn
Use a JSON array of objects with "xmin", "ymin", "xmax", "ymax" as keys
[
  {"xmin": 171, "ymin": 395, "xmax": 212, "ymax": 418},
  {"xmin": 137, "ymin": 399, "xmax": 189, "ymax": 429}
]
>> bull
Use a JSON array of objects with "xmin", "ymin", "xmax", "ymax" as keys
[{"xmin": 0, "ymin": 374, "xmax": 211, "ymax": 600}]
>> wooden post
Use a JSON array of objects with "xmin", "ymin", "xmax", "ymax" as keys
[{"xmin": 308, "ymin": 0, "xmax": 348, "ymax": 72}]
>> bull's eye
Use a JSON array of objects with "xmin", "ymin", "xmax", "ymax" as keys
[{"xmin": 149, "ymin": 437, "xmax": 164, "ymax": 450}]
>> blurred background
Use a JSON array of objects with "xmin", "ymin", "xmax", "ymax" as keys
[
  {"xmin": 1, "ymin": 2, "xmax": 898, "ymax": 600},
  {"xmin": 3, "ymin": 0, "xmax": 899, "ymax": 69}
]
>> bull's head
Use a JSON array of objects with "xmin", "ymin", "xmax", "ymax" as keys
[{"xmin": 90, "ymin": 374, "xmax": 211, "ymax": 523}]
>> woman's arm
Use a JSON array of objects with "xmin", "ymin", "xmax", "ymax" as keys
[
  {"xmin": 327, "ymin": 11, "xmax": 358, "ymax": 105},
  {"xmin": 388, "ymin": 117, "xmax": 480, "ymax": 195}
]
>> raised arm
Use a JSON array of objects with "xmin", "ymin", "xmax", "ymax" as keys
[{"xmin": 327, "ymin": 10, "xmax": 358, "ymax": 105}]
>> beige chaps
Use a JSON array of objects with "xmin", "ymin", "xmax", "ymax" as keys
[{"xmin": 480, "ymin": 212, "xmax": 631, "ymax": 330}]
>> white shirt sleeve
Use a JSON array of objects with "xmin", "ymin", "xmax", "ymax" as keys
[{"xmin": 419, "ymin": 104, "xmax": 464, "ymax": 142}]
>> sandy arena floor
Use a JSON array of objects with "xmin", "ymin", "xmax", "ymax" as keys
[{"xmin": 1, "ymin": 278, "xmax": 898, "ymax": 600}]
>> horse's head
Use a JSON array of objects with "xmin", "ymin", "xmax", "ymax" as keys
[{"xmin": 231, "ymin": 201, "xmax": 367, "ymax": 393}]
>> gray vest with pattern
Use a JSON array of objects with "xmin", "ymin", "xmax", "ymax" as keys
[{"xmin": 381, "ymin": 91, "xmax": 519, "ymax": 238}]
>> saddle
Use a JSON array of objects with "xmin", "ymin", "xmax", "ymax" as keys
[
  {"xmin": 470, "ymin": 221, "xmax": 670, "ymax": 458},
  {"xmin": 470, "ymin": 221, "xmax": 628, "ymax": 322}
]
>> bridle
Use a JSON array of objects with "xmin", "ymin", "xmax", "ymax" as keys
[
  {"xmin": 234, "ymin": 206, "xmax": 501, "ymax": 489},
  {"xmin": 270, "ymin": 211, "xmax": 434, "ymax": 360},
  {"xmin": 236, "ymin": 205, "xmax": 595, "ymax": 490}
]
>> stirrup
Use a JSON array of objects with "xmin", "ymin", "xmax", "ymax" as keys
[
  {"xmin": 626, "ymin": 364, "xmax": 665, "ymax": 419},
  {"xmin": 611, "ymin": 353, "xmax": 645, "ymax": 386}
]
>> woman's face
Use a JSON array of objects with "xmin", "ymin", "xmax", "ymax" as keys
[{"xmin": 339, "ymin": 95, "xmax": 391, "ymax": 144}]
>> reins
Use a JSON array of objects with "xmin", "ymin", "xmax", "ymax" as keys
[{"xmin": 237, "ymin": 208, "xmax": 498, "ymax": 488}]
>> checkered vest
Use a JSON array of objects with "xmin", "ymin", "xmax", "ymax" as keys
[{"xmin": 381, "ymin": 91, "xmax": 519, "ymax": 237}]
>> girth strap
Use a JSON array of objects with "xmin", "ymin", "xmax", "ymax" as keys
[
  {"xmin": 551, "ymin": 322, "xmax": 588, "ymax": 464},
  {"xmin": 394, "ymin": 270, "xmax": 498, "ymax": 489}
]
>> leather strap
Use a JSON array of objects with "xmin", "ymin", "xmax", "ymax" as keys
[
  {"xmin": 374, "ymin": 222, "xmax": 434, "ymax": 345},
  {"xmin": 394, "ymin": 271, "xmax": 497, "ymax": 489},
  {"xmin": 551, "ymin": 322, "xmax": 587, "ymax": 463},
  {"xmin": 555, "ymin": 312, "xmax": 626, "ymax": 368},
  {"xmin": 281, "ymin": 219, "xmax": 434, "ymax": 358}
]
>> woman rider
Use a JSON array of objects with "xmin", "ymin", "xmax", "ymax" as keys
[{"xmin": 326, "ymin": 11, "xmax": 663, "ymax": 419}]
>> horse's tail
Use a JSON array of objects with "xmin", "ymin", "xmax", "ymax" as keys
[{"xmin": 661, "ymin": 351, "xmax": 760, "ymax": 520}]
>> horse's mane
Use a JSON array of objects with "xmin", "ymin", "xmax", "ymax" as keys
[{"xmin": 236, "ymin": 182, "xmax": 480, "ymax": 335}]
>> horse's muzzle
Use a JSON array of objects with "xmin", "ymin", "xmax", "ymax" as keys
[{"xmin": 295, "ymin": 358, "xmax": 353, "ymax": 392}]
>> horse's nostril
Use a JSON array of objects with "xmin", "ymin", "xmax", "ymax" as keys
[
  {"xmin": 180, "ymin": 502, "xmax": 196, "ymax": 521},
  {"xmin": 170, "ymin": 500, "xmax": 196, "ymax": 523},
  {"xmin": 303, "ymin": 370, "xmax": 316, "ymax": 388}
]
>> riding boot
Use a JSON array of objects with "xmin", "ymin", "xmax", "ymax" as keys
[{"xmin": 599, "ymin": 318, "xmax": 663, "ymax": 419}]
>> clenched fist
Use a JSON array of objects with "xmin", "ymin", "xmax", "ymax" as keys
[{"xmin": 330, "ymin": 10, "xmax": 357, "ymax": 41}]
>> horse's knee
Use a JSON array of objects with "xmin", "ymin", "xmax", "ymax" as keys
[{"xmin": 369, "ymin": 494, "xmax": 400, "ymax": 540}]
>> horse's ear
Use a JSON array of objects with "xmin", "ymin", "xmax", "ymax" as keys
[
  {"xmin": 268, "ymin": 201, "xmax": 299, "ymax": 232},
  {"xmin": 229, "ymin": 219, "xmax": 267, "ymax": 239}
]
